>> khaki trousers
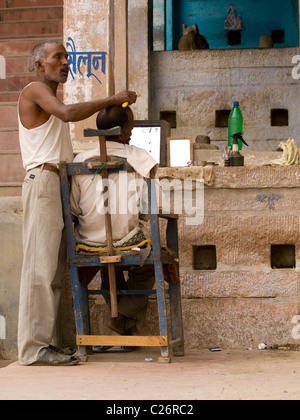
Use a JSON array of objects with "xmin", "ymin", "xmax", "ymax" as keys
[{"xmin": 18, "ymin": 167, "xmax": 66, "ymax": 365}]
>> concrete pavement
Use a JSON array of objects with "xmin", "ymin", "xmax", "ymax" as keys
[{"xmin": 0, "ymin": 348, "xmax": 299, "ymax": 400}]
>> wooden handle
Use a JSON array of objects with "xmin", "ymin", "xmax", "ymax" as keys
[{"xmin": 99, "ymin": 135, "xmax": 118, "ymax": 318}]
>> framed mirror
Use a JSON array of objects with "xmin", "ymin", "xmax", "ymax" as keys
[
  {"xmin": 167, "ymin": 137, "xmax": 193, "ymax": 167},
  {"xmin": 130, "ymin": 120, "xmax": 170, "ymax": 167}
]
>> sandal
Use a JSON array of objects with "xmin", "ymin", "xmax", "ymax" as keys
[
  {"xmin": 32, "ymin": 348, "xmax": 81, "ymax": 366},
  {"xmin": 49, "ymin": 345, "xmax": 76, "ymax": 356}
]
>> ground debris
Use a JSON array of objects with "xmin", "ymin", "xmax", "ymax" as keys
[{"xmin": 270, "ymin": 344, "xmax": 300, "ymax": 351}]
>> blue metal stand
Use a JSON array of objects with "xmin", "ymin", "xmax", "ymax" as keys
[{"xmin": 59, "ymin": 129, "xmax": 184, "ymax": 362}]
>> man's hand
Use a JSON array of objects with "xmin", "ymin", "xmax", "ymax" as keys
[{"xmin": 113, "ymin": 90, "xmax": 137, "ymax": 106}]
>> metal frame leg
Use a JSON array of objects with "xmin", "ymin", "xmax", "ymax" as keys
[
  {"xmin": 149, "ymin": 175, "xmax": 170, "ymax": 362},
  {"xmin": 153, "ymin": 260, "xmax": 170, "ymax": 362},
  {"xmin": 60, "ymin": 162, "xmax": 91, "ymax": 360},
  {"xmin": 70, "ymin": 264, "xmax": 90, "ymax": 360},
  {"xmin": 166, "ymin": 218, "xmax": 184, "ymax": 357},
  {"xmin": 169, "ymin": 281, "xmax": 184, "ymax": 356}
]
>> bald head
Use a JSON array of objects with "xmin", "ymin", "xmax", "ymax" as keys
[
  {"xmin": 97, "ymin": 106, "xmax": 132, "ymax": 130},
  {"xmin": 96, "ymin": 106, "xmax": 134, "ymax": 144}
]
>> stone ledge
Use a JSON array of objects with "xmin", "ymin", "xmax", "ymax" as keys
[
  {"xmin": 153, "ymin": 47, "xmax": 300, "ymax": 71},
  {"xmin": 159, "ymin": 164, "xmax": 300, "ymax": 189}
]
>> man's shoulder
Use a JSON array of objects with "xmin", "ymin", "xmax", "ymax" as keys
[
  {"xmin": 128, "ymin": 144, "xmax": 153, "ymax": 158},
  {"xmin": 22, "ymin": 81, "xmax": 49, "ymax": 93},
  {"xmin": 73, "ymin": 149, "xmax": 99, "ymax": 163},
  {"xmin": 20, "ymin": 81, "xmax": 54, "ymax": 103}
]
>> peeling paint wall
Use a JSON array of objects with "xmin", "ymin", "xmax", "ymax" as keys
[
  {"xmin": 127, "ymin": 0, "xmax": 150, "ymax": 120},
  {"xmin": 63, "ymin": 0, "xmax": 300, "ymax": 151},
  {"xmin": 0, "ymin": 316, "xmax": 5, "ymax": 340},
  {"xmin": 153, "ymin": 0, "xmax": 165, "ymax": 51},
  {"xmin": 114, "ymin": 0, "xmax": 128, "ymax": 92},
  {"xmin": 0, "ymin": 198, "xmax": 23, "ymax": 360},
  {"xmin": 64, "ymin": 0, "xmax": 113, "ymax": 152},
  {"xmin": 63, "ymin": 0, "xmax": 150, "ymax": 152}
]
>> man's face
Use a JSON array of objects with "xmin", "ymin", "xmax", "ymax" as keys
[{"xmin": 39, "ymin": 44, "xmax": 69, "ymax": 84}]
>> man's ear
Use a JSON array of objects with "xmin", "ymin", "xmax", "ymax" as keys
[
  {"xmin": 119, "ymin": 126, "xmax": 130, "ymax": 143},
  {"xmin": 35, "ymin": 60, "xmax": 44, "ymax": 72}
]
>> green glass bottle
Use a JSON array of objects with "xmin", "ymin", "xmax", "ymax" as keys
[{"xmin": 228, "ymin": 101, "xmax": 244, "ymax": 150}]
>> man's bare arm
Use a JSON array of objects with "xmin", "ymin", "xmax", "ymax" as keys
[{"xmin": 30, "ymin": 83, "xmax": 137, "ymax": 123}]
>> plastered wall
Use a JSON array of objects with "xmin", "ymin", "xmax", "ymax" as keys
[{"xmin": 63, "ymin": 0, "xmax": 150, "ymax": 153}]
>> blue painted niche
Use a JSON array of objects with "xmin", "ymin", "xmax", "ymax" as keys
[{"xmin": 153, "ymin": 0, "xmax": 299, "ymax": 50}]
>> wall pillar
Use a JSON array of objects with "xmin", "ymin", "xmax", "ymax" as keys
[
  {"xmin": 128, "ymin": 0, "xmax": 150, "ymax": 120},
  {"xmin": 114, "ymin": 0, "xmax": 128, "ymax": 92},
  {"xmin": 63, "ymin": 0, "xmax": 114, "ymax": 150},
  {"xmin": 63, "ymin": 0, "xmax": 150, "ymax": 151}
]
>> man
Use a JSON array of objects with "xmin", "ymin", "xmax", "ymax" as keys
[
  {"xmin": 70, "ymin": 105, "xmax": 158, "ymax": 339},
  {"xmin": 17, "ymin": 40, "xmax": 137, "ymax": 366}
]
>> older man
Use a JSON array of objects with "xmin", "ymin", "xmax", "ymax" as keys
[
  {"xmin": 71, "ymin": 105, "xmax": 158, "ymax": 339},
  {"xmin": 17, "ymin": 40, "xmax": 137, "ymax": 366}
]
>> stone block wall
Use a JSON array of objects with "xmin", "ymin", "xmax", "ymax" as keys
[
  {"xmin": 2, "ymin": 166, "xmax": 300, "ymax": 359},
  {"xmin": 157, "ymin": 166, "xmax": 300, "ymax": 348},
  {"xmin": 150, "ymin": 47, "xmax": 300, "ymax": 151},
  {"xmin": 61, "ymin": 166, "xmax": 300, "ymax": 352}
]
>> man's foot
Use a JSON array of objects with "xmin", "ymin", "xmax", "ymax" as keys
[
  {"xmin": 125, "ymin": 325, "xmax": 139, "ymax": 336},
  {"xmin": 49, "ymin": 345, "xmax": 76, "ymax": 356},
  {"xmin": 106, "ymin": 314, "xmax": 125, "ymax": 335},
  {"xmin": 124, "ymin": 325, "xmax": 139, "ymax": 351},
  {"xmin": 31, "ymin": 348, "xmax": 81, "ymax": 366}
]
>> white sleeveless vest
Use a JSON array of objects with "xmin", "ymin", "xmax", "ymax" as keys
[{"xmin": 18, "ymin": 84, "xmax": 74, "ymax": 171}]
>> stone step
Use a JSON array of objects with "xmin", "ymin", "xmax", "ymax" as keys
[
  {"xmin": 0, "ymin": 149, "xmax": 24, "ymax": 196},
  {"xmin": 0, "ymin": 150, "xmax": 25, "ymax": 183},
  {"xmin": 4, "ymin": 56, "xmax": 67, "ymax": 78},
  {"xmin": 0, "ymin": 6, "xmax": 62, "ymax": 22},
  {"xmin": 0, "ymin": 102, "xmax": 18, "ymax": 128},
  {"xmin": 0, "ymin": 91, "xmax": 20, "ymax": 101},
  {"xmin": 0, "ymin": 19, "xmax": 63, "ymax": 38},
  {"xmin": 5, "ymin": 55, "xmax": 32, "ymax": 74},
  {"xmin": 0, "ymin": 182, "xmax": 22, "ymax": 196},
  {"xmin": 0, "ymin": 87, "xmax": 64, "ymax": 101},
  {"xmin": 0, "ymin": 88, "xmax": 63, "ymax": 101},
  {"xmin": 0, "ymin": 74, "xmax": 36, "ymax": 93},
  {"xmin": 0, "ymin": 0, "xmax": 63, "ymax": 197},
  {"xmin": 1, "ymin": 55, "xmax": 64, "ymax": 96},
  {"xmin": 0, "ymin": 35, "xmax": 63, "ymax": 57},
  {"xmin": 0, "ymin": 0, "xmax": 62, "ymax": 8},
  {"xmin": 0, "ymin": 127, "xmax": 19, "ymax": 150}
]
